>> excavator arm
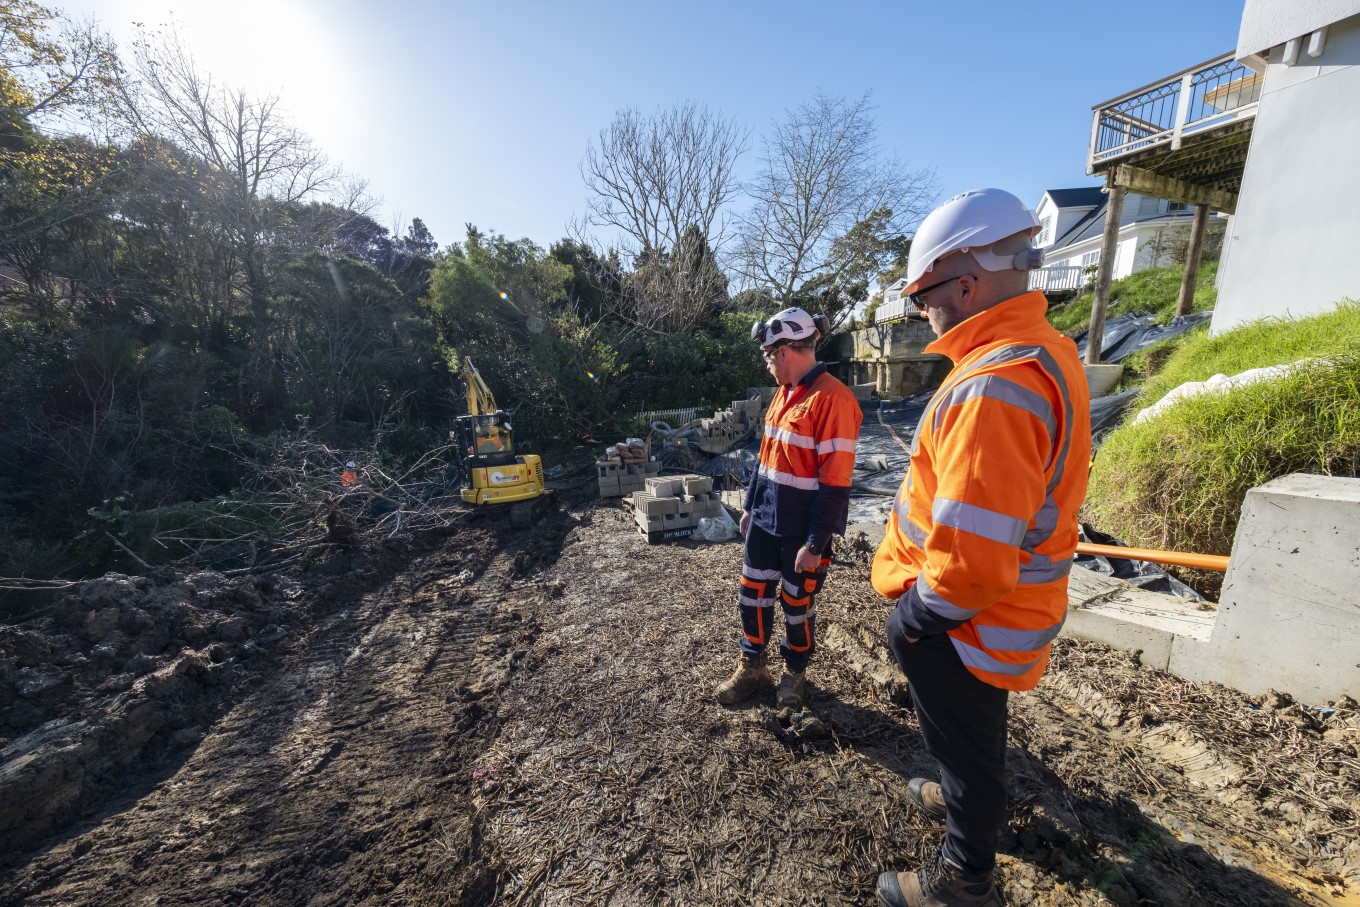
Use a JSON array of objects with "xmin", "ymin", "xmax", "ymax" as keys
[{"xmin": 462, "ymin": 357, "xmax": 498, "ymax": 416}]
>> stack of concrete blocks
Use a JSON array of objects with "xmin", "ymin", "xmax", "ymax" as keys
[
  {"xmin": 598, "ymin": 458, "xmax": 661, "ymax": 499},
  {"xmin": 697, "ymin": 397, "xmax": 764, "ymax": 455},
  {"xmin": 630, "ymin": 474, "xmax": 725, "ymax": 543}
]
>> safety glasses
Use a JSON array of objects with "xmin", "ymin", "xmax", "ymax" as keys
[{"xmin": 908, "ymin": 274, "xmax": 971, "ymax": 311}]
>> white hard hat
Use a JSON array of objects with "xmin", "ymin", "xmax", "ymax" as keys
[
  {"xmin": 905, "ymin": 188, "xmax": 1044, "ymax": 293},
  {"xmin": 751, "ymin": 307, "xmax": 830, "ymax": 349}
]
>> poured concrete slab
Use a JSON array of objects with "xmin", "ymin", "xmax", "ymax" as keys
[{"xmin": 1065, "ymin": 568, "xmax": 1214, "ymax": 671}]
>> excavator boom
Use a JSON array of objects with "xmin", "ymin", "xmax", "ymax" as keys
[{"xmin": 463, "ymin": 357, "xmax": 498, "ymax": 416}]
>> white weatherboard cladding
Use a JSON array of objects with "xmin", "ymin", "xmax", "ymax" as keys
[
  {"xmin": 1213, "ymin": 15, "xmax": 1360, "ymax": 335},
  {"xmin": 1237, "ymin": 0, "xmax": 1360, "ymax": 59}
]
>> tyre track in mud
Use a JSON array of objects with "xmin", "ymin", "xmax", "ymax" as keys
[
  {"xmin": 1009, "ymin": 672, "xmax": 1353, "ymax": 906},
  {"xmin": 1, "ymin": 517, "xmax": 558, "ymax": 906}
]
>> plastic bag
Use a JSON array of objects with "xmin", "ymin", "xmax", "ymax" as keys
[{"xmin": 698, "ymin": 516, "xmax": 737, "ymax": 542}]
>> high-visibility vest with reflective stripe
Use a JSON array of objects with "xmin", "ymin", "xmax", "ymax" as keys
[
  {"xmin": 871, "ymin": 292, "xmax": 1092, "ymax": 691},
  {"xmin": 745, "ymin": 364, "xmax": 862, "ymax": 546}
]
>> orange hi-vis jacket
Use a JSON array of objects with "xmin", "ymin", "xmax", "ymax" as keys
[
  {"xmin": 871, "ymin": 292, "xmax": 1092, "ymax": 691},
  {"xmin": 744, "ymin": 364, "xmax": 863, "ymax": 551}
]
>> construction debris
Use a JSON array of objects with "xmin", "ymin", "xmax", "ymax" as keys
[{"xmin": 597, "ymin": 438, "xmax": 662, "ymax": 499}]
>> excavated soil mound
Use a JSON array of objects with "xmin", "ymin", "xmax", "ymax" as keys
[{"xmin": 1, "ymin": 494, "xmax": 1356, "ymax": 906}]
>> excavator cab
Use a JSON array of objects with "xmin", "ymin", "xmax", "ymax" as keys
[
  {"xmin": 462, "ymin": 413, "xmax": 515, "ymax": 463},
  {"xmin": 452, "ymin": 358, "xmax": 550, "ymax": 527}
]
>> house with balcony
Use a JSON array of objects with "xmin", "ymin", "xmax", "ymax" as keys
[
  {"xmin": 1029, "ymin": 188, "xmax": 1222, "ymax": 294},
  {"xmin": 1084, "ymin": 0, "xmax": 1360, "ymax": 339},
  {"xmin": 873, "ymin": 186, "xmax": 1215, "ymax": 320}
]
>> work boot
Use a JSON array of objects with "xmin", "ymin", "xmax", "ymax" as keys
[
  {"xmin": 907, "ymin": 777, "xmax": 947, "ymax": 822},
  {"xmin": 876, "ymin": 853, "xmax": 1002, "ymax": 907},
  {"xmin": 714, "ymin": 654, "xmax": 772, "ymax": 704},
  {"xmin": 776, "ymin": 669, "xmax": 806, "ymax": 709}
]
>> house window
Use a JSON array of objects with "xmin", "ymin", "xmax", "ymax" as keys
[
  {"xmin": 1036, "ymin": 216, "xmax": 1054, "ymax": 247},
  {"xmin": 1168, "ymin": 202, "xmax": 1188, "ymax": 213},
  {"xmin": 1081, "ymin": 250, "xmax": 1100, "ymax": 267}
]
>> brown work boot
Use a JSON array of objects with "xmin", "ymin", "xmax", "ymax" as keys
[
  {"xmin": 776, "ymin": 669, "xmax": 806, "ymax": 709},
  {"xmin": 714, "ymin": 654, "xmax": 772, "ymax": 704},
  {"xmin": 908, "ymin": 777, "xmax": 947, "ymax": 822},
  {"xmin": 876, "ymin": 854, "xmax": 1002, "ymax": 907}
]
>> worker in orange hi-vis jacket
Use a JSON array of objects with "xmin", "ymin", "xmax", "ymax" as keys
[
  {"xmin": 872, "ymin": 189, "xmax": 1092, "ymax": 907},
  {"xmin": 713, "ymin": 306, "xmax": 862, "ymax": 712}
]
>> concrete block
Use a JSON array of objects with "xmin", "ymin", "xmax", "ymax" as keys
[
  {"xmin": 597, "ymin": 463, "xmax": 623, "ymax": 479},
  {"xmin": 619, "ymin": 480, "xmax": 645, "ymax": 495},
  {"xmin": 645, "ymin": 476, "xmax": 683, "ymax": 497},
  {"xmin": 598, "ymin": 476, "xmax": 621, "ymax": 498},
  {"xmin": 644, "ymin": 461, "xmax": 662, "ymax": 475},
  {"xmin": 1168, "ymin": 474, "xmax": 1360, "ymax": 703},
  {"xmin": 682, "ymin": 476, "xmax": 713, "ymax": 496},
  {"xmin": 1084, "ymin": 363, "xmax": 1124, "ymax": 399},
  {"xmin": 675, "ymin": 497, "xmax": 695, "ymax": 519},
  {"xmin": 662, "ymin": 512, "xmax": 696, "ymax": 530},
  {"xmin": 635, "ymin": 494, "xmax": 679, "ymax": 517},
  {"xmin": 635, "ymin": 512, "xmax": 663, "ymax": 533}
]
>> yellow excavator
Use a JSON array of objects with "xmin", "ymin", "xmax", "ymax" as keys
[{"xmin": 452, "ymin": 357, "xmax": 551, "ymax": 527}]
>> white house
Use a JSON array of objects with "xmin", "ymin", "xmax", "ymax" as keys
[
  {"xmin": 873, "ymin": 187, "xmax": 1214, "ymax": 322},
  {"xmin": 1029, "ymin": 188, "xmax": 1220, "ymax": 293},
  {"xmin": 1212, "ymin": 1, "xmax": 1360, "ymax": 334}
]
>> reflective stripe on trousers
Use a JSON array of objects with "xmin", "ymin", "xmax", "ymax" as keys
[{"xmin": 736, "ymin": 523, "xmax": 829, "ymax": 672}]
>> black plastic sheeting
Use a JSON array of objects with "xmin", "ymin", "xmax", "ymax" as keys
[
  {"xmin": 1074, "ymin": 524, "xmax": 1205, "ymax": 601},
  {"xmin": 1090, "ymin": 387, "xmax": 1141, "ymax": 446},
  {"xmin": 1073, "ymin": 311, "xmax": 1212, "ymax": 363}
]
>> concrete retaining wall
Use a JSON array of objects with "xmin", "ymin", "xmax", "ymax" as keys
[
  {"xmin": 1168, "ymin": 474, "xmax": 1360, "ymax": 703},
  {"xmin": 839, "ymin": 319, "xmax": 951, "ymax": 398}
]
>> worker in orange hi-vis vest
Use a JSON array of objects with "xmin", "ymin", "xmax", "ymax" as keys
[
  {"xmin": 872, "ymin": 189, "xmax": 1092, "ymax": 907},
  {"xmin": 713, "ymin": 306, "xmax": 862, "ymax": 712},
  {"xmin": 340, "ymin": 461, "xmax": 359, "ymax": 488}
]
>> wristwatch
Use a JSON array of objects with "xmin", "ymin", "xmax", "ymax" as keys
[{"xmin": 805, "ymin": 540, "xmax": 822, "ymax": 556}]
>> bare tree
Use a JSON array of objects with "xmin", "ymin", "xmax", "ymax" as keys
[
  {"xmin": 577, "ymin": 103, "xmax": 746, "ymax": 333},
  {"xmin": 119, "ymin": 26, "xmax": 337, "ymax": 318},
  {"xmin": 581, "ymin": 102, "xmax": 747, "ymax": 256},
  {"xmin": 735, "ymin": 91, "xmax": 937, "ymax": 327},
  {"xmin": 117, "ymin": 25, "xmax": 340, "ymax": 410}
]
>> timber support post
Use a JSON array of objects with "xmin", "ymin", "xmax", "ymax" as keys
[
  {"xmin": 1175, "ymin": 203, "xmax": 1211, "ymax": 318},
  {"xmin": 1087, "ymin": 180, "xmax": 1126, "ymax": 366}
]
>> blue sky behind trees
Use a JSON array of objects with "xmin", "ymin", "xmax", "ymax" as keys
[{"xmin": 62, "ymin": 0, "xmax": 1245, "ymax": 253}]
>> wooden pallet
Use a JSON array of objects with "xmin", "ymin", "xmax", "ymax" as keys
[{"xmin": 639, "ymin": 525, "xmax": 696, "ymax": 544}]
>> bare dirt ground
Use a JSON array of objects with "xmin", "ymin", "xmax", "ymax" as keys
[{"xmin": 1, "ymin": 480, "xmax": 1357, "ymax": 906}]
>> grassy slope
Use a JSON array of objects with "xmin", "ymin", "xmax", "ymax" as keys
[
  {"xmin": 1047, "ymin": 261, "xmax": 1218, "ymax": 335},
  {"xmin": 1084, "ymin": 301, "xmax": 1360, "ymax": 576}
]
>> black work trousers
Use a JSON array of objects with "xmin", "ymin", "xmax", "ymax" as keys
[
  {"xmin": 887, "ymin": 607, "xmax": 1009, "ymax": 875},
  {"xmin": 736, "ymin": 524, "xmax": 829, "ymax": 673}
]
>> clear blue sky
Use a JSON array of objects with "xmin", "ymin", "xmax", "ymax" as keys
[{"xmin": 60, "ymin": 0, "xmax": 1246, "ymax": 254}]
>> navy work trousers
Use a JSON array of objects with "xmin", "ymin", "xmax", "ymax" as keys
[
  {"xmin": 887, "ymin": 607, "xmax": 1009, "ymax": 874},
  {"xmin": 736, "ymin": 524, "xmax": 829, "ymax": 673}
]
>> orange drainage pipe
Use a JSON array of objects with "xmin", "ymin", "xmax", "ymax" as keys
[{"xmin": 1075, "ymin": 542, "xmax": 1230, "ymax": 573}]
